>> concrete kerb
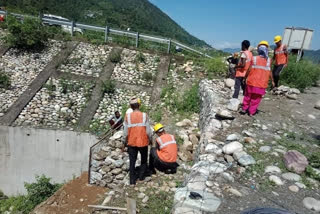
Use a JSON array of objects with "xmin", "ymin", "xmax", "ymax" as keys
[
  {"xmin": 172, "ymin": 80, "xmax": 226, "ymax": 213},
  {"xmin": 0, "ymin": 41, "xmax": 79, "ymax": 126}
]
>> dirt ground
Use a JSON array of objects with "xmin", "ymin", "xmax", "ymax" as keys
[
  {"xmin": 31, "ymin": 172, "xmax": 107, "ymax": 214},
  {"xmin": 214, "ymin": 85, "xmax": 320, "ymax": 214}
]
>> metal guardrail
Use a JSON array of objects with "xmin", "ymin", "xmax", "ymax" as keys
[{"xmin": 0, "ymin": 10, "xmax": 211, "ymax": 57}]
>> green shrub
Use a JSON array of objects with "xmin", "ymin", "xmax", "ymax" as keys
[
  {"xmin": 102, "ymin": 80, "xmax": 116, "ymax": 94},
  {"xmin": 0, "ymin": 72, "xmax": 11, "ymax": 89},
  {"xmin": 306, "ymin": 166, "xmax": 320, "ymax": 182},
  {"xmin": 142, "ymin": 71, "xmax": 153, "ymax": 81},
  {"xmin": 109, "ymin": 51, "xmax": 121, "ymax": 63},
  {"xmin": 205, "ymin": 57, "xmax": 227, "ymax": 78},
  {"xmin": 5, "ymin": 16, "xmax": 49, "ymax": 49},
  {"xmin": 151, "ymin": 109, "xmax": 162, "ymax": 122},
  {"xmin": 135, "ymin": 52, "xmax": 146, "ymax": 63},
  {"xmin": 0, "ymin": 175, "xmax": 61, "ymax": 214},
  {"xmin": 59, "ymin": 78, "xmax": 81, "ymax": 94},
  {"xmin": 177, "ymin": 83, "xmax": 200, "ymax": 113},
  {"xmin": 280, "ymin": 57, "xmax": 320, "ymax": 91}
]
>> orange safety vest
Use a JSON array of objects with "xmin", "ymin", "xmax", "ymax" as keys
[
  {"xmin": 247, "ymin": 56, "xmax": 272, "ymax": 89},
  {"xmin": 156, "ymin": 134, "xmax": 177, "ymax": 163},
  {"xmin": 236, "ymin": 50, "xmax": 253, "ymax": 77},
  {"xmin": 275, "ymin": 44, "xmax": 287, "ymax": 65},
  {"xmin": 125, "ymin": 111, "xmax": 149, "ymax": 147}
]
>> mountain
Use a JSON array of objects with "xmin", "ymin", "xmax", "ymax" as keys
[
  {"xmin": 2, "ymin": 0, "xmax": 211, "ymax": 48},
  {"xmin": 222, "ymin": 48, "xmax": 240, "ymax": 54}
]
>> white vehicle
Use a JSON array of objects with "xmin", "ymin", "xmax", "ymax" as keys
[{"xmin": 43, "ymin": 14, "xmax": 83, "ymax": 35}]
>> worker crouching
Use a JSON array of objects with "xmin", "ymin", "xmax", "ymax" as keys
[
  {"xmin": 123, "ymin": 98, "xmax": 152, "ymax": 185},
  {"xmin": 149, "ymin": 123, "xmax": 179, "ymax": 175}
]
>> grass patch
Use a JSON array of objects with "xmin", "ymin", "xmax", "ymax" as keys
[
  {"xmin": 135, "ymin": 52, "xmax": 146, "ymax": 64},
  {"xmin": 205, "ymin": 57, "xmax": 227, "ymax": 79},
  {"xmin": 150, "ymin": 109, "xmax": 162, "ymax": 123},
  {"xmin": 102, "ymin": 80, "xmax": 116, "ymax": 94},
  {"xmin": 0, "ymin": 72, "xmax": 11, "ymax": 89},
  {"xmin": 140, "ymin": 191, "xmax": 173, "ymax": 214},
  {"xmin": 142, "ymin": 71, "xmax": 153, "ymax": 81},
  {"xmin": 280, "ymin": 56, "xmax": 320, "ymax": 91},
  {"xmin": 109, "ymin": 51, "xmax": 122, "ymax": 63}
]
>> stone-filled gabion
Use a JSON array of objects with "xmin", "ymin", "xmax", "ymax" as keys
[
  {"xmin": 59, "ymin": 42, "xmax": 112, "ymax": 77},
  {"xmin": 90, "ymin": 132, "xmax": 131, "ymax": 189},
  {"xmin": 89, "ymin": 88, "xmax": 151, "ymax": 132},
  {"xmin": 14, "ymin": 78, "xmax": 94, "ymax": 129},
  {"xmin": 111, "ymin": 48, "xmax": 159, "ymax": 86},
  {"xmin": 0, "ymin": 40, "xmax": 63, "ymax": 115}
]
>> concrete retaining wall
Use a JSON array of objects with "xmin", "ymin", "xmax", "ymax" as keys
[{"xmin": 0, "ymin": 126, "xmax": 97, "ymax": 196}]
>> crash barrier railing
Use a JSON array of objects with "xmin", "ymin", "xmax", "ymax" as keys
[
  {"xmin": 87, "ymin": 125, "xmax": 123, "ymax": 183},
  {"xmin": 0, "ymin": 10, "xmax": 212, "ymax": 58}
]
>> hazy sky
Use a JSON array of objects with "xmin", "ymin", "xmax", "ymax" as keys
[{"xmin": 149, "ymin": 0, "xmax": 320, "ymax": 50}]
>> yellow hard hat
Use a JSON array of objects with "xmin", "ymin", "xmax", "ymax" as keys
[
  {"xmin": 274, "ymin": 35, "xmax": 282, "ymax": 43},
  {"xmin": 154, "ymin": 123, "xmax": 164, "ymax": 133},
  {"xmin": 137, "ymin": 98, "xmax": 141, "ymax": 105},
  {"xmin": 258, "ymin": 40, "xmax": 269, "ymax": 48}
]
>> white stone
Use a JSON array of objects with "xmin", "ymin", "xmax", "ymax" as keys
[
  {"xmin": 259, "ymin": 146, "xmax": 271, "ymax": 153},
  {"xmin": 288, "ymin": 185, "xmax": 299, "ymax": 193},
  {"xmin": 176, "ymin": 119, "xmax": 193, "ymax": 127},
  {"xmin": 205, "ymin": 144, "xmax": 222, "ymax": 155},
  {"xmin": 216, "ymin": 110, "xmax": 233, "ymax": 119},
  {"xmin": 222, "ymin": 172, "xmax": 234, "ymax": 182},
  {"xmin": 174, "ymin": 187, "xmax": 221, "ymax": 213},
  {"xmin": 205, "ymin": 181, "xmax": 214, "ymax": 187},
  {"xmin": 227, "ymin": 188, "xmax": 242, "ymax": 197},
  {"xmin": 227, "ymin": 98, "xmax": 240, "ymax": 111},
  {"xmin": 110, "ymin": 131, "xmax": 123, "ymax": 140},
  {"xmin": 281, "ymin": 172, "xmax": 301, "ymax": 181},
  {"xmin": 192, "ymin": 161, "xmax": 227, "ymax": 176},
  {"xmin": 233, "ymin": 150, "xmax": 247, "ymax": 161},
  {"xmin": 226, "ymin": 134, "xmax": 239, "ymax": 141},
  {"xmin": 142, "ymin": 196, "xmax": 149, "ymax": 203},
  {"xmin": 303, "ymin": 197, "xmax": 320, "ymax": 212},
  {"xmin": 238, "ymin": 154, "xmax": 256, "ymax": 166},
  {"xmin": 265, "ymin": 166, "xmax": 281, "ymax": 174},
  {"xmin": 315, "ymin": 100, "xmax": 320, "ymax": 110},
  {"xmin": 222, "ymin": 141, "xmax": 243, "ymax": 155},
  {"xmin": 308, "ymin": 114, "xmax": 316, "ymax": 120},
  {"xmin": 224, "ymin": 78, "xmax": 235, "ymax": 88},
  {"xmin": 269, "ymin": 175, "xmax": 284, "ymax": 185}
]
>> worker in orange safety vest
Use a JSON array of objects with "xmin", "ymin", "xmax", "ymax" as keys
[
  {"xmin": 148, "ymin": 123, "xmax": 179, "ymax": 175},
  {"xmin": 240, "ymin": 41, "xmax": 275, "ymax": 116},
  {"xmin": 233, "ymin": 40, "xmax": 253, "ymax": 99},
  {"xmin": 272, "ymin": 35, "xmax": 288, "ymax": 87},
  {"xmin": 123, "ymin": 97, "xmax": 152, "ymax": 185}
]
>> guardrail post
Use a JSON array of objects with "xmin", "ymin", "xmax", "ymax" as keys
[
  {"xmin": 167, "ymin": 39, "xmax": 171, "ymax": 54},
  {"xmin": 71, "ymin": 21, "xmax": 74, "ymax": 37},
  {"xmin": 4, "ymin": 11, "xmax": 8, "ymax": 20},
  {"xmin": 136, "ymin": 32, "xmax": 139, "ymax": 48},
  {"xmin": 105, "ymin": 26, "xmax": 109, "ymax": 43}
]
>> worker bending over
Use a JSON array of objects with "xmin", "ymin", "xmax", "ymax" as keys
[
  {"xmin": 149, "ymin": 123, "xmax": 179, "ymax": 174},
  {"xmin": 123, "ymin": 98, "xmax": 152, "ymax": 185},
  {"xmin": 273, "ymin": 35, "xmax": 288, "ymax": 88}
]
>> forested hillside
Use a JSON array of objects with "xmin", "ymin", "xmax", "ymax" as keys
[{"xmin": 1, "ymin": 0, "xmax": 210, "ymax": 48}]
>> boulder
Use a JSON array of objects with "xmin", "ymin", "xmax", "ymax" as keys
[
  {"xmin": 110, "ymin": 131, "xmax": 123, "ymax": 140},
  {"xmin": 189, "ymin": 134, "xmax": 199, "ymax": 145},
  {"xmin": 289, "ymin": 88, "xmax": 300, "ymax": 94},
  {"xmin": 265, "ymin": 166, "xmax": 281, "ymax": 174},
  {"xmin": 238, "ymin": 154, "xmax": 256, "ymax": 166},
  {"xmin": 286, "ymin": 93, "xmax": 297, "ymax": 100},
  {"xmin": 227, "ymin": 98, "xmax": 240, "ymax": 111},
  {"xmin": 222, "ymin": 141, "xmax": 243, "ymax": 155},
  {"xmin": 191, "ymin": 161, "xmax": 227, "ymax": 176},
  {"xmin": 281, "ymin": 172, "xmax": 301, "ymax": 181},
  {"xmin": 183, "ymin": 141, "xmax": 193, "ymax": 151},
  {"xmin": 176, "ymin": 119, "xmax": 193, "ymax": 127},
  {"xmin": 303, "ymin": 197, "xmax": 320, "ymax": 212},
  {"xmin": 283, "ymin": 150, "xmax": 308, "ymax": 174},
  {"xmin": 216, "ymin": 110, "xmax": 234, "ymax": 120},
  {"xmin": 259, "ymin": 146, "xmax": 271, "ymax": 153},
  {"xmin": 178, "ymin": 149, "xmax": 193, "ymax": 162},
  {"xmin": 315, "ymin": 100, "xmax": 320, "ymax": 110},
  {"xmin": 205, "ymin": 143, "xmax": 222, "ymax": 155},
  {"xmin": 174, "ymin": 187, "xmax": 221, "ymax": 213},
  {"xmin": 224, "ymin": 78, "xmax": 235, "ymax": 88},
  {"xmin": 226, "ymin": 134, "xmax": 239, "ymax": 141},
  {"xmin": 233, "ymin": 150, "xmax": 247, "ymax": 161},
  {"xmin": 244, "ymin": 137, "xmax": 256, "ymax": 144},
  {"xmin": 269, "ymin": 175, "xmax": 284, "ymax": 186}
]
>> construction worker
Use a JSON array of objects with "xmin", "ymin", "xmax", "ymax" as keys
[
  {"xmin": 273, "ymin": 35, "xmax": 288, "ymax": 88},
  {"xmin": 226, "ymin": 52, "xmax": 239, "ymax": 79},
  {"xmin": 233, "ymin": 40, "xmax": 253, "ymax": 98},
  {"xmin": 149, "ymin": 123, "xmax": 178, "ymax": 174},
  {"xmin": 241, "ymin": 41, "xmax": 275, "ymax": 116},
  {"xmin": 108, "ymin": 111, "xmax": 123, "ymax": 131},
  {"xmin": 123, "ymin": 97, "xmax": 152, "ymax": 185}
]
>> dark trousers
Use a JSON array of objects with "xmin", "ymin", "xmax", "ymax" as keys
[
  {"xmin": 232, "ymin": 77, "xmax": 245, "ymax": 98},
  {"xmin": 128, "ymin": 146, "xmax": 148, "ymax": 184},
  {"xmin": 149, "ymin": 148, "xmax": 178, "ymax": 173},
  {"xmin": 272, "ymin": 64, "xmax": 285, "ymax": 87}
]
